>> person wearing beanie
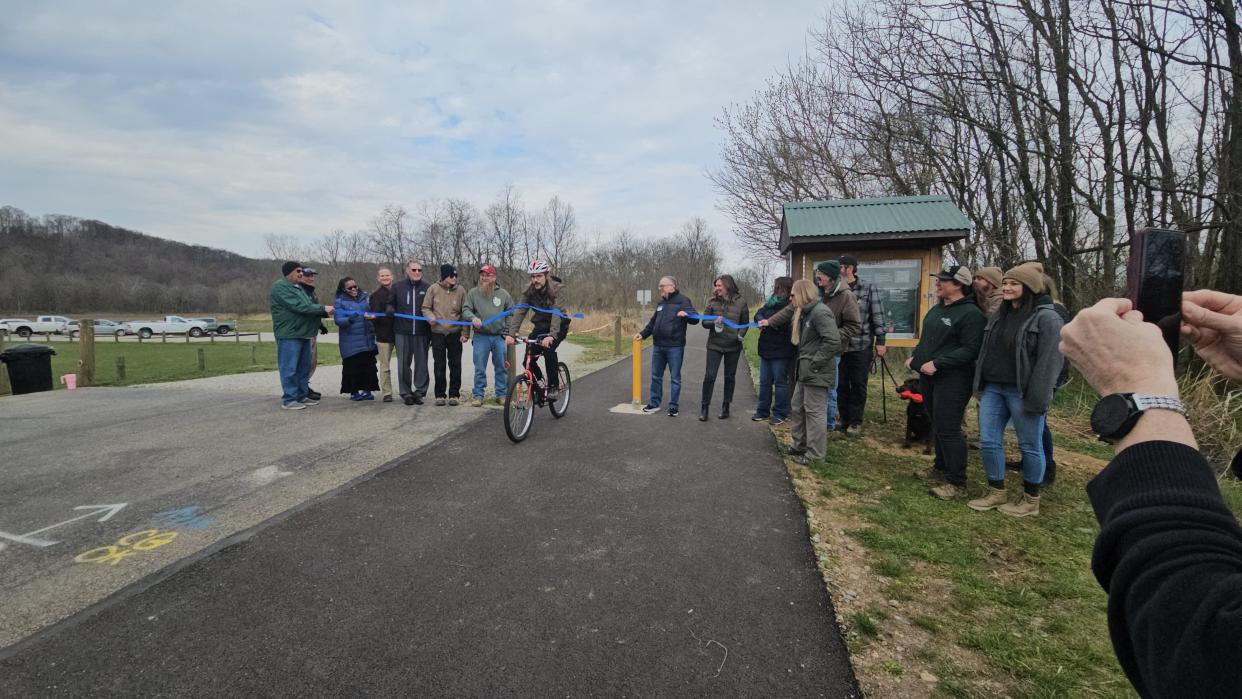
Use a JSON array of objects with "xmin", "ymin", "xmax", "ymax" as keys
[
  {"xmin": 908, "ymin": 265, "xmax": 985, "ymax": 499},
  {"xmin": 973, "ymin": 266, "xmax": 1005, "ymax": 316},
  {"xmin": 966, "ymin": 264, "xmax": 1065, "ymax": 516},
  {"xmin": 758, "ymin": 259, "xmax": 861, "ymax": 435},
  {"xmin": 838, "ymin": 254, "xmax": 887, "ymax": 437},
  {"xmin": 422, "ymin": 263, "xmax": 467, "ymax": 405},
  {"xmin": 269, "ymin": 261, "xmax": 333, "ymax": 410}
]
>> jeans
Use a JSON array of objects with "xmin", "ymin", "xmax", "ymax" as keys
[
  {"xmin": 790, "ymin": 382, "xmax": 830, "ymax": 460},
  {"xmin": 396, "ymin": 333, "xmax": 430, "ymax": 398},
  {"xmin": 701, "ymin": 349, "xmax": 741, "ymax": 408},
  {"xmin": 472, "ymin": 334, "xmax": 508, "ymax": 399},
  {"xmin": 979, "ymin": 383, "xmax": 1046, "ymax": 484},
  {"xmin": 755, "ymin": 357, "xmax": 790, "ymax": 419},
  {"xmin": 825, "ymin": 356, "xmax": 842, "ymax": 430},
  {"xmin": 276, "ymin": 338, "xmax": 312, "ymax": 405},
  {"xmin": 838, "ymin": 348, "xmax": 872, "ymax": 427},
  {"xmin": 920, "ymin": 369, "xmax": 973, "ymax": 487},
  {"xmin": 430, "ymin": 332, "xmax": 464, "ymax": 398},
  {"xmin": 648, "ymin": 344, "xmax": 684, "ymax": 409}
]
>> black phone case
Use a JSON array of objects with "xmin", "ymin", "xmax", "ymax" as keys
[{"xmin": 1126, "ymin": 227, "xmax": 1185, "ymax": 359}]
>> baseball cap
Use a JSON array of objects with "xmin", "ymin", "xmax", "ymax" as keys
[
  {"xmin": 480, "ymin": 264, "xmax": 498, "ymax": 276},
  {"xmin": 301, "ymin": 267, "xmax": 318, "ymax": 277},
  {"xmin": 931, "ymin": 265, "xmax": 972, "ymax": 286},
  {"xmin": 838, "ymin": 254, "xmax": 858, "ymax": 268}
]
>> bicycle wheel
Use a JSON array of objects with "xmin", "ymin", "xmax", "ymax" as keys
[
  {"xmin": 504, "ymin": 376, "xmax": 535, "ymax": 443},
  {"xmin": 549, "ymin": 362, "xmax": 572, "ymax": 418}
]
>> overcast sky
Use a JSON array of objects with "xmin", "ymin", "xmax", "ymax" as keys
[{"xmin": 0, "ymin": 2, "xmax": 825, "ymax": 263}]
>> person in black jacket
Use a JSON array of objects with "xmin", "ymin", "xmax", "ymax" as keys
[
  {"xmin": 369, "ymin": 267, "xmax": 396, "ymax": 402},
  {"xmin": 752, "ymin": 276, "xmax": 795, "ymax": 424},
  {"xmin": 1060, "ymin": 289, "xmax": 1242, "ymax": 699},
  {"xmin": 635, "ymin": 276, "xmax": 698, "ymax": 416},
  {"xmin": 386, "ymin": 259, "xmax": 432, "ymax": 405}
]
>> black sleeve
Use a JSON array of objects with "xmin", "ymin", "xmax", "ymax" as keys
[{"xmin": 1087, "ymin": 441, "xmax": 1242, "ymax": 699}]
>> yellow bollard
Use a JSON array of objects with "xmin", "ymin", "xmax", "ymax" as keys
[{"xmin": 631, "ymin": 338, "xmax": 642, "ymax": 406}]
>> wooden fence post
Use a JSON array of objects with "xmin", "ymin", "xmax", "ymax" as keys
[
  {"xmin": 116, "ymin": 355, "xmax": 126, "ymax": 381},
  {"xmin": 79, "ymin": 320, "xmax": 96, "ymax": 387},
  {"xmin": 613, "ymin": 316, "xmax": 622, "ymax": 356},
  {"xmin": 250, "ymin": 345, "xmax": 257, "ymax": 365},
  {"xmin": 161, "ymin": 332, "xmax": 167, "ymax": 344},
  {"xmin": 197, "ymin": 348, "xmax": 205, "ymax": 371}
]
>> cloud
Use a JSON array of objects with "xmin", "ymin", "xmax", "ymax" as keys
[{"xmin": 0, "ymin": 1, "xmax": 827, "ymax": 265}]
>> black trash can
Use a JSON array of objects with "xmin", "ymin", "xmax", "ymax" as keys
[{"xmin": 0, "ymin": 343, "xmax": 57, "ymax": 395}]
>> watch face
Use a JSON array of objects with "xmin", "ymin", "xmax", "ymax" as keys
[{"xmin": 1091, "ymin": 394, "xmax": 1134, "ymax": 439}]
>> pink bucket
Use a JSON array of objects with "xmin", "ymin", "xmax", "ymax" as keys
[{"xmin": 61, "ymin": 374, "xmax": 77, "ymax": 390}]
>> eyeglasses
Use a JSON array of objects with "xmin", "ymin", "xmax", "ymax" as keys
[
  {"xmin": 409, "ymin": 268, "xmax": 423, "ymax": 273},
  {"xmin": 345, "ymin": 285, "xmax": 358, "ymax": 291}
]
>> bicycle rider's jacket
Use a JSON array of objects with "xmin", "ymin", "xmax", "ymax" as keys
[
  {"xmin": 640, "ymin": 291, "xmax": 699, "ymax": 347},
  {"xmin": 508, "ymin": 279, "xmax": 564, "ymax": 339}
]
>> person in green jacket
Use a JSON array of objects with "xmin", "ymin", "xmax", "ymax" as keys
[
  {"xmin": 786, "ymin": 279, "xmax": 842, "ymax": 464},
  {"xmin": 462, "ymin": 264, "xmax": 514, "ymax": 406},
  {"xmin": 270, "ymin": 261, "xmax": 333, "ymax": 410},
  {"xmin": 907, "ymin": 264, "xmax": 985, "ymax": 498}
]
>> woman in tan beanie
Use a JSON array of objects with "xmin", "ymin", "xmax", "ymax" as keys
[
  {"xmin": 967, "ymin": 263, "xmax": 1065, "ymax": 516},
  {"xmin": 973, "ymin": 266, "xmax": 1005, "ymax": 316}
]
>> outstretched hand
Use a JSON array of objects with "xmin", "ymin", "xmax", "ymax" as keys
[{"xmin": 1182, "ymin": 289, "xmax": 1242, "ymax": 381}]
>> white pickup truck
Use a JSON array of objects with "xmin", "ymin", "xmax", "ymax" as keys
[
  {"xmin": 0, "ymin": 316, "xmax": 71, "ymax": 337},
  {"xmin": 125, "ymin": 316, "xmax": 212, "ymax": 339}
]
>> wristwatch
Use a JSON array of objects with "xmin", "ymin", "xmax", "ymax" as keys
[{"xmin": 1090, "ymin": 393, "xmax": 1186, "ymax": 443}]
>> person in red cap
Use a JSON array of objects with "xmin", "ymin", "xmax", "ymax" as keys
[{"xmin": 462, "ymin": 264, "xmax": 514, "ymax": 406}]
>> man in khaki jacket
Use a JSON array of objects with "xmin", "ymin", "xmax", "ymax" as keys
[{"xmin": 422, "ymin": 264, "xmax": 468, "ymax": 405}]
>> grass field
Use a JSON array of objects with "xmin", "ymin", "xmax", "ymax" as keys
[{"xmin": 741, "ymin": 332, "xmax": 1242, "ymax": 697}]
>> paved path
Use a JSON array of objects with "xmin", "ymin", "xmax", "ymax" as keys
[{"xmin": 0, "ymin": 330, "xmax": 857, "ymax": 696}]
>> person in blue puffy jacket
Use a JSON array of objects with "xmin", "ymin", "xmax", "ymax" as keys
[{"xmin": 333, "ymin": 277, "xmax": 380, "ymax": 401}]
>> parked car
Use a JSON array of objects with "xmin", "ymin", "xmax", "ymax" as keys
[
  {"xmin": 0, "ymin": 316, "xmax": 70, "ymax": 337},
  {"xmin": 187, "ymin": 317, "xmax": 237, "ymax": 335},
  {"xmin": 67, "ymin": 319, "xmax": 129, "ymax": 338},
  {"xmin": 124, "ymin": 316, "xmax": 212, "ymax": 339}
]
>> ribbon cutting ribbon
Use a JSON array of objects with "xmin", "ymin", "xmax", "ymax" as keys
[
  {"xmin": 685, "ymin": 313, "xmax": 759, "ymax": 330},
  {"xmin": 336, "ymin": 304, "xmax": 584, "ymax": 328}
]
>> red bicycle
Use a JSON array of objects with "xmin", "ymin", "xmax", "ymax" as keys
[{"xmin": 504, "ymin": 335, "xmax": 572, "ymax": 443}]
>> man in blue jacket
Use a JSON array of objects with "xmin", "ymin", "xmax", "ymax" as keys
[{"xmin": 634, "ymin": 276, "xmax": 698, "ymax": 416}]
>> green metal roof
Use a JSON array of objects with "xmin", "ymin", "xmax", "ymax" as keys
[{"xmin": 782, "ymin": 195, "xmax": 971, "ymax": 239}]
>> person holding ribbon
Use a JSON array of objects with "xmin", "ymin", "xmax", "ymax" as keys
[
  {"xmin": 786, "ymin": 279, "xmax": 841, "ymax": 464},
  {"xmin": 333, "ymin": 276, "xmax": 380, "ymax": 401},
  {"xmin": 388, "ymin": 259, "xmax": 432, "ymax": 406},
  {"xmin": 506, "ymin": 260, "xmax": 565, "ymax": 396},
  {"xmin": 463, "ymin": 264, "xmax": 513, "ymax": 407},
  {"xmin": 635, "ymin": 276, "xmax": 699, "ymax": 417},
  {"xmin": 698, "ymin": 274, "xmax": 750, "ymax": 421},
  {"xmin": 423, "ymin": 264, "xmax": 468, "ymax": 406}
]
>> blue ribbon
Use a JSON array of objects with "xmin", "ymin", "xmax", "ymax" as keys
[
  {"xmin": 686, "ymin": 313, "xmax": 759, "ymax": 330},
  {"xmin": 336, "ymin": 303, "xmax": 583, "ymax": 328}
]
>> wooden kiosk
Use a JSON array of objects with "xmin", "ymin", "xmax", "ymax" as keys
[{"xmin": 780, "ymin": 195, "xmax": 972, "ymax": 348}]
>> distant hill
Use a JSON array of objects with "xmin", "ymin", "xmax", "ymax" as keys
[{"xmin": 0, "ymin": 206, "xmax": 362, "ymax": 315}]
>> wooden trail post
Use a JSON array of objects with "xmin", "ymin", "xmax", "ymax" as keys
[
  {"xmin": 79, "ymin": 320, "xmax": 96, "ymax": 387},
  {"xmin": 197, "ymin": 348, "xmax": 205, "ymax": 371},
  {"xmin": 250, "ymin": 345, "xmax": 257, "ymax": 365},
  {"xmin": 116, "ymin": 355, "xmax": 126, "ymax": 381},
  {"xmin": 613, "ymin": 317, "xmax": 622, "ymax": 356}
]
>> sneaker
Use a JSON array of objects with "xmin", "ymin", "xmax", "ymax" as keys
[
  {"xmin": 306, "ymin": 389, "xmax": 322, "ymax": 401},
  {"xmin": 435, "ymin": 397, "xmax": 447, "ymax": 406},
  {"xmin": 281, "ymin": 402, "xmax": 306, "ymax": 410},
  {"xmin": 792, "ymin": 455, "xmax": 811, "ymax": 465},
  {"xmin": 349, "ymin": 393, "xmax": 364, "ymax": 401},
  {"xmin": 402, "ymin": 395, "xmax": 415, "ymax": 406},
  {"xmin": 382, "ymin": 395, "xmax": 393, "ymax": 403},
  {"xmin": 413, "ymin": 395, "xmax": 425, "ymax": 405},
  {"xmin": 667, "ymin": 407, "xmax": 679, "ymax": 417},
  {"xmin": 361, "ymin": 392, "xmax": 375, "ymax": 401},
  {"xmin": 300, "ymin": 398, "xmax": 320, "ymax": 407},
  {"xmin": 787, "ymin": 446, "xmax": 807, "ymax": 456},
  {"xmin": 845, "ymin": 425, "xmax": 862, "ymax": 438},
  {"xmin": 929, "ymin": 483, "xmax": 961, "ymax": 500},
  {"xmin": 751, "ymin": 414, "xmax": 768, "ymax": 421},
  {"xmin": 641, "ymin": 404, "xmax": 661, "ymax": 414},
  {"xmin": 471, "ymin": 397, "xmax": 484, "ymax": 407},
  {"xmin": 448, "ymin": 397, "xmax": 459, "ymax": 406},
  {"xmin": 769, "ymin": 417, "xmax": 787, "ymax": 426}
]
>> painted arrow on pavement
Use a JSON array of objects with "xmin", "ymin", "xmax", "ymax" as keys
[{"xmin": 0, "ymin": 504, "xmax": 128, "ymax": 551}]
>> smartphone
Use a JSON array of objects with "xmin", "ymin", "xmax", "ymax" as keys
[{"xmin": 1126, "ymin": 227, "xmax": 1185, "ymax": 360}]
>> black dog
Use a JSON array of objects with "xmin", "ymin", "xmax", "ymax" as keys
[{"xmin": 897, "ymin": 378, "xmax": 932, "ymax": 455}]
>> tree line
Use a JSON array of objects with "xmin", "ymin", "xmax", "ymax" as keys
[
  {"xmin": 0, "ymin": 190, "xmax": 764, "ymax": 317},
  {"xmin": 712, "ymin": 0, "xmax": 1242, "ymax": 309}
]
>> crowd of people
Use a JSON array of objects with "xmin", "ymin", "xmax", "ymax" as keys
[{"xmin": 268, "ymin": 258, "xmax": 567, "ymax": 411}]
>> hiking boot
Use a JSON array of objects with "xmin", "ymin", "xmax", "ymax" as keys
[
  {"xmin": 918, "ymin": 466, "xmax": 946, "ymax": 482},
  {"xmin": 929, "ymin": 483, "xmax": 961, "ymax": 500},
  {"xmin": 435, "ymin": 397, "xmax": 447, "ymax": 406},
  {"xmin": 281, "ymin": 402, "xmax": 306, "ymax": 411},
  {"xmin": 845, "ymin": 425, "xmax": 862, "ymax": 438},
  {"xmin": 718, "ymin": 403, "xmax": 730, "ymax": 419},
  {"xmin": 699, "ymin": 406, "xmax": 709, "ymax": 422},
  {"xmin": 999, "ymin": 494, "xmax": 1040, "ymax": 517},
  {"xmin": 471, "ymin": 397, "xmax": 484, "ymax": 407},
  {"xmin": 448, "ymin": 396, "xmax": 459, "ymax": 406},
  {"xmin": 967, "ymin": 487, "xmax": 1009, "ymax": 511},
  {"xmin": 826, "ymin": 431, "xmax": 842, "ymax": 441},
  {"xmin": 641, "ymin": 404, "xmax": 661, "ymax": 414}
]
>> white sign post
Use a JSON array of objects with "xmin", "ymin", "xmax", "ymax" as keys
[{"xmin": 636, "ymin": 289, "xmax": 651, "ymax": 312}]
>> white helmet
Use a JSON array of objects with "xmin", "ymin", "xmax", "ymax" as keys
[{"xmin": 527, "ymin": 259, "xmax": 550, "ymax": 275}]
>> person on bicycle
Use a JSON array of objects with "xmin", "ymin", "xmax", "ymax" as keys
[{"xmin": 506, "ymin": 259, "xmax": 565, "ymax": 395}]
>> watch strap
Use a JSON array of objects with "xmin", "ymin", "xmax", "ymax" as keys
[{"xmin": 1132, "ymin": 394, "xmax": 1186, "ymax": 415}]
